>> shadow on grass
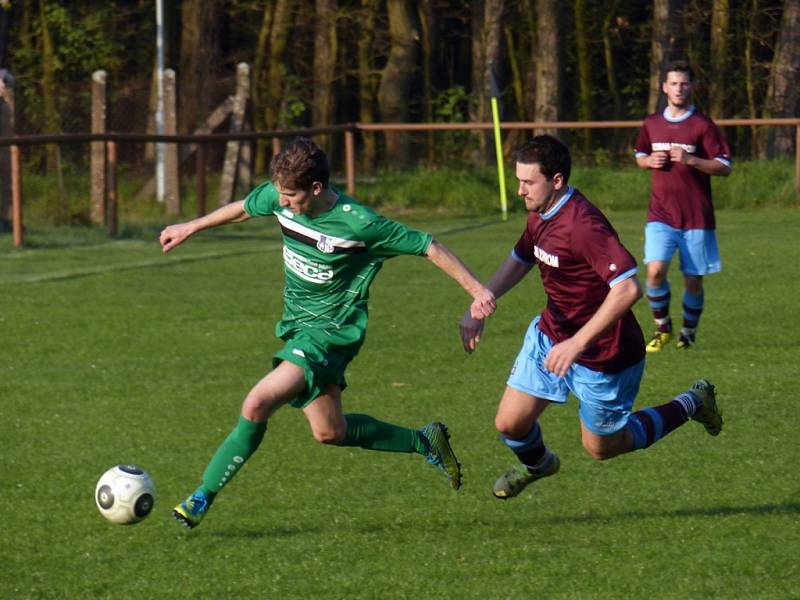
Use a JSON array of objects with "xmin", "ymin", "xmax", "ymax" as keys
[
  {"xmin": 548, "ymin": 501, "xmax": 800, "ymax": 525},
  {"xmin": 207, "ymin": 525, "xmax": 320, "ymax": 540}
]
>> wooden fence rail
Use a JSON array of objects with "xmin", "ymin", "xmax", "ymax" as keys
[{"xmin": 1, "ymin": 118, "xmax": 798, "ymax": 248}]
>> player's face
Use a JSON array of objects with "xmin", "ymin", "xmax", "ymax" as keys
[
  {"xmin": 662, "ymin": 71, "xmax": 692, "ymax": 108},
  {"xmin": 515, "ymin": 162, "xmax": 565, "ymax": 214},
  {"xmin": 275, "ymin": 181, "xmax": 321, "ymax": 215}
]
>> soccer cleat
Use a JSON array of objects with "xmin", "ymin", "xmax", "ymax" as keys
[
  {"xmin": 646, "ymin": 330, "xmax": 672, "ymax": 353},
  {"xmin": 493, "ymin": 451, "xmax": 560, "ymax": 499},
  {"xmin": 689, "ymin": 379, "xmax": 723, "ymax": 436},
  {"xmin": 173, "ymin": 490, "xmax": 211, "ymax": 529},
  {"xmin": 421, "ymin": 422, "xmax": 462, "ymax": 490},
  {"xmin": 676, "ymin": 332, "xmax": 695, "ymax": 349}
]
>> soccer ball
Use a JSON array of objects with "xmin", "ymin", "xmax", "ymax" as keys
[{"xmin": 95, "ymin": 465, "xmax": 156, "ymax": 525}]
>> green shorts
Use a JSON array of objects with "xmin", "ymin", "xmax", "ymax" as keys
[{"xmin": 273, "ymin": 334, "xmax": 354, "ymax": 408}]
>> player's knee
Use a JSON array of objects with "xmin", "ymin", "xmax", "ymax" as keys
[
  {"xmin": 581, "ymin": 438, "xmax": 620, "ymax": 461},
  {"xmin": 311, "ymin": 424, "xmax": 346, "ymax": 445},
  {"xmin": 495, "ymin": 414, "xmax": 529, "ymax": 439}
]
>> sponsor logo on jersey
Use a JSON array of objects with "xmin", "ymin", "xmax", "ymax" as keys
[
  {"xmin": 651, "ymin": 142, "xmax": 696, "ymax": 154},
  {"xmin": 283, "ymin": 246, "xmax": 334, "ymax": 284},
  {"xmin": 280, "ymin": 209, "xmax": 295, "ymax": 219},
  {"xmin": 316, "ymin": 235, "xmax": 335, "ymax": 253},
  {"xmin": 534, "ymin": 245, "xmax": 559, "ymax": 268}
]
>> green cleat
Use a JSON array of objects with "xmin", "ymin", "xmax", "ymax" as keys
[
  {"xmin": 173, "ymin": 490, "xmax": 211, "ymax": 529},
  {"xmin": 689, "ymin": 379, "xmax": 723, "ymax": 436},
  {"xmin": 421, "ymin": 422, "xmax": 462, "ymax": 490},
  {"xmin": 646, "ymin": 330, "xmax": 672, "ymax": 353},
  {"xmin": 493, "ymin": 451, "xmax": 560, "ymax": 499}
]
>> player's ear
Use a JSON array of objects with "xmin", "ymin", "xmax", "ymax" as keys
[
  {"xmin": 311, "ymin": 181, "xmax": 323, "ymax": 196},
  {"xmin": 552, "ymin": 172, "xmax": 565, "ymax": 191}
]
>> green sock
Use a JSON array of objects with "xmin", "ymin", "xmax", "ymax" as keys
[
  {"xmin": 198, "ymin": 416, "xmax": 267, "ymax": 498},
  {"xmin": 340, "ymin": 413, "xmax": 427, "ymax": 454}
]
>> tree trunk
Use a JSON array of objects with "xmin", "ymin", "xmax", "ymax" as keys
[
  {"xmin": 178, "ymin": 0, "xmax": 223, "ymax": 133},
  {"xmin": 534, "ymin": 0, "xmax": 562, "ymax": 136},
  {"xmin": 648, "ymin": 0, "xmax": 684, "ymax": 113},
  {"xmin": 313, "ymin": 0, "xmax": 337, "ymax": 153},
  {"xmin": 744, "ymin": 0, "xmax": 760, "ymax": 155},
  {"xmin": 762, "ymin": 0, "xmax": 800, "ymax": 156},
  {"xmin": 38, "ymin": 0, "xmax": 60, "ymax": 173},
  {"xmin": 357, "ymin": 0, "xmax": 379, "ymax": 172},
  {"xmin": 471, "ymin": 0, "xmax": 504, "ymax": 164},
  {"xmin": 709, "ymin": 0, "xmax": 729, "ymax": 119},
  {"xmin": 253, "ymin": 2, "xmax": 274, "ymax": 175},
  {"xmin": 377, "ymin": 0, "xmax": 419, "ymax": 165},
  {"xmin": 418, "ymin": 0, "xmax": 435, "ymax": 164},
  {"xmin": 574, "ymin": 0, "xmax": 592, "ymax": 151},
  {"xmin": 266, "ymin": 0, "xmax": 294, "ymax": 130},
  {"xmin": 602, "ymin": 0, "xmax": 623, "ymax": 120}
]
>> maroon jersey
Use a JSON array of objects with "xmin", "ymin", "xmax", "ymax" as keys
[
  {"xmin": 635, "ymin": 107, "xmax": 731, "ymax": 230},
  {"xmin": 513, "ymin": 188, "xmax": 645, "ymax": 373}
]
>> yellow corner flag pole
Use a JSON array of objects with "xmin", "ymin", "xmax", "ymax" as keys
[{"xmin": 491, "ymin": 96, "xmax": 508, "ymax": 221}]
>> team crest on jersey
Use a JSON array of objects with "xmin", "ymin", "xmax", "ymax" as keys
[{"xmin": 316, "ymin": 235, "xmax": 335, "ymax": 253}]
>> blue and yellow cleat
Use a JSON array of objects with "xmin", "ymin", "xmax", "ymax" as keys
[
  {"xmin": 493, "ymin": 450, "xmax": 560, "ymax": 499},
  {"xmin": 173, "ymin": 490, "xmax": 211, "ymax": 529},
  {"xmin": 689, "ymin": 379, "xmax": 722, "ymax": 436},
  {"xmin": 646, "ymin": 330, "xmax": 672, "ymax": 353},
  {"xmin": 421, "ymin": 422, "xmax": 462, "ymax": 490}
]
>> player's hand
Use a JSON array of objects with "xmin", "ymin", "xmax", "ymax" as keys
[
  {"xmin": 470, "ymin": 287, "xmax": 496, "ymax": 320},
  {"xmin": 669, "ymin": 146, "xmax": 691, "ymax": 164},
  {"xmin": 648, "ymin": 152, "xmax": 669, "ymax": 169},
  {"xmin": 160, "ymin": 223, "xmax": 194, "ymax": 253},
  {"xmin": 460, "ymin": 311, "xmax": 485, "ymax": 354},
  {"xmin": 544, "ymin": 338, "xmax": 584, "ymax": 377}
]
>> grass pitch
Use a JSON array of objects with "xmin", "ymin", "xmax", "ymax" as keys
[{"xmin": 1, "ymin": 209, "xmax": 798, "ymax": 598}]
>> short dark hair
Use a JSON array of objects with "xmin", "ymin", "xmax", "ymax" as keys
[
  {"xmin": 515, "ymin": 135, "xmax": 572, "ymax": 184},
  {"xmin": 663, "ymin": 60, "xmax": 693, "ymax": 82},
  {"xmin": 270, "ymin": 137, "xmax": 330, "ymax": 189}
]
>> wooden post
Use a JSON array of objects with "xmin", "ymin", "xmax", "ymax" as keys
[
  {"xmin": 218, "ymin": 63, "xmax": 250, "ymax": 206},
  {"xmin": 106, "ymin": 141, "xmax": 118, "ymax": 237},
  {"xmin": 196, "ymin": 142, "xmax": 206, "ymax": 217},
  {"xmin": 272, "ymin": 137, "xmax": 281, "ymax": 157},
  {"xmin": 164, "ymin": 69, "xmax": 180, "ymax": 215},
  {"xmin": 796, "ymin": 124, "xmax": 800, "ymax": 193},
  {"xmin": 345, "ymin": 129, "xmax": 355, "ymax": 196},
  {"xmin": 11, "ymin": 144, "xmax": 22, "ymax": 247},
  {"xmin": 90, "ymin": 70, "xmax": 107, "ymax": 225}
]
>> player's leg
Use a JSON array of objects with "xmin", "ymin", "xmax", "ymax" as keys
[
  {"xmin": 493, "ymin": 317, "xmax": 564, "ymax": 499},
  {"xmin": 173, "ymin": 361, "xmax": 306, "ymax": 528},
  {"xmin": 302, "ymin": 383, "xmax": 462, "ymax": 489},
  {"xmin": 575, "ymin": 362, "xmax": 722, "ymax": 460},
  {"xmin": 644, "ymin": 222, "xmax": 680, "ymax": 352},
  {"xmin": 676, "ymin": 229, "xmax": 721, "ymax": 348}
]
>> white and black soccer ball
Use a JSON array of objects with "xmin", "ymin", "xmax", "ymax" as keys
[{"xmin": 95, "ymin": 465, "xmax": 156, "ymax": 525}]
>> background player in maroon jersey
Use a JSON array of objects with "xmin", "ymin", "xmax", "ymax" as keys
[
  {"xmin": 461, "ymin": 135, "xmax": 723, "ymax": 499},
  {"xmin": 635, "ymin": 60, "xmax": 732, "ymax": 352}
]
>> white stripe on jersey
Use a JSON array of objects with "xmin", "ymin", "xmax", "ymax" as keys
[{"xmin": 276, "ymin": 213, "xmax": 366, "ymax": 249}]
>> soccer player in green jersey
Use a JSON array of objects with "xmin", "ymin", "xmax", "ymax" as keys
[{"xmin": 160, "ymin": 137, "xmax": 496, "ymax": 528}]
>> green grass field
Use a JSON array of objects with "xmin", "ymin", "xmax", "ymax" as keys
[{"xmin": 1, "ymin": 208, "xmax": 799, "ymax": 598}]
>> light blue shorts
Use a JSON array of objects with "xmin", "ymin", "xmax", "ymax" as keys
[
  {"xmin": 507, "ymin": 317, "xmax": 645, "ymax": 435},
  {"xmin": 644, "ymin": 221, "xmax": 721, "ymax": 276}
]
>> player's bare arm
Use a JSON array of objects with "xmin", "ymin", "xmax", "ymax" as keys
[
  {"xmin": 160, "ymin": 200, "xmax": 251, "ymax": 253},
  {"xmin": 544, "ymin": 276, "xmax": 642, "ymax": 377},
  {"xmin": 459, "ymin": 255, "xmax": 533, "ymax": 353},
  {"xmin": 425, "ymin": 239, "xmax": 496, "ymax": 319},
  {"xmin": 668, "ymin": 147, "xmax": 731, "ymax": 176}
]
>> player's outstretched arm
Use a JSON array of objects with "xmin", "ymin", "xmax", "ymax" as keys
[
  {"xmin": 160, "ymin": 200, "xmax": 251, "ymax": 253},
  {"xmin": 425, "ymin": 239, "xmax": 496, "ymax": 319},
  {"xmin": 459, "ymin": 255, "xmax": 533, "ymax": 354}
]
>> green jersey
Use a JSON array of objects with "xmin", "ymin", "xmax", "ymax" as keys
[{"xmin": 243, "ymin": 181, "xmax": 432, "ymax": 356}]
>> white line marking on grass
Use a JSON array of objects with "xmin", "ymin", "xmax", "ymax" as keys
[{"xmin": 2, "ymin": 219, "xmax": 503, "ymax": 285}]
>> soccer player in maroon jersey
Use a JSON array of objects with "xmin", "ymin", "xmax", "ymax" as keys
[
  {"xmin": 460, "ymin": 135, "xmax": 723, "ymax": 499},
  {"xmin": 635, "ymin": 60, "xmax": 731, "ymax": 352}
]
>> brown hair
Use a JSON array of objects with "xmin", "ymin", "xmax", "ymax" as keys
[
  {"xmin": 270, "ymin": 137, "xmax": 330, "ymax": 189},
  {"xmin": 662, "ymin": 60, "xmax": 693, "ymax": 82}
]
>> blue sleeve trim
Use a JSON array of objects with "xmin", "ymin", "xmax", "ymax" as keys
[
  {"xmin": 635, "ymin": 152, "xmax": 649, "ymax": 158},
  {"xmin": 511, "ymin": 249, "xmax": 534, "ymax": 265},
  {"xmin": 714, "ymin": 157, "xmax": 732, "ymax": 168},
  {"xmin": 609, "ymin": 267, "xmax": 638, "ymax": 287}
]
